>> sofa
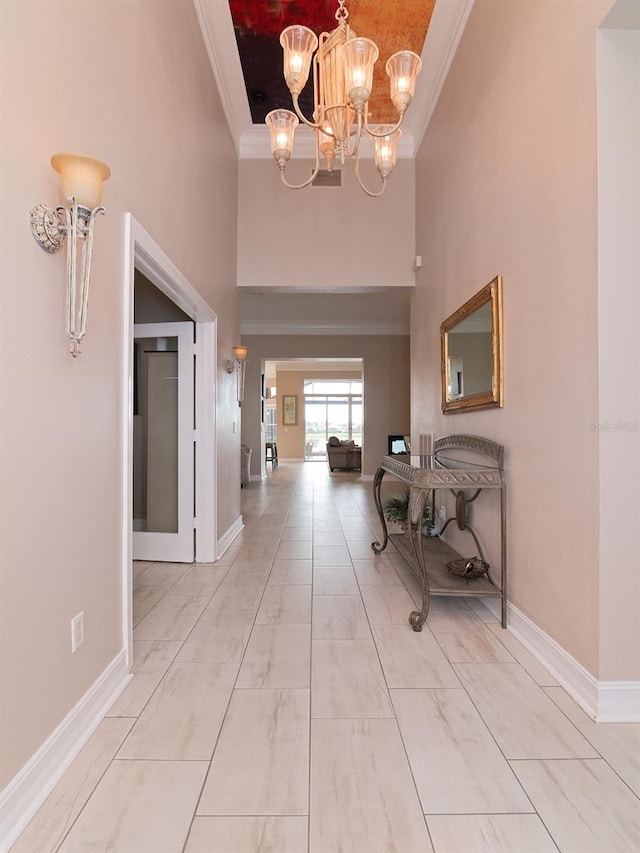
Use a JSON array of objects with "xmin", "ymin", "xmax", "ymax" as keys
[{"xmin": 326, "ymin": 436, "xmax": 362, "ymax": 471}]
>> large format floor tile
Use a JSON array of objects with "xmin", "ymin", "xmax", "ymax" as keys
[
  {"xmin": 133, "ymin": 594, "xmax": 210, "ymax": 641},
  {"xmin": 359, "ymin": 584, "xmax": 417, "ymax": 624},
  {"xmin": 9, "ymin": 718, "xmax": 134, "ymax": 853},
  {"xmin": 312, "ymin": 594, "xmax": 371, "ymax": 640},
  {"xmin": 117, "ymin": 661, "xmax": 238, "ymax": 760},
  {"xmin": 313, "ymin": 567, "xmax": 360, "ymax": 594},
  {"xmin": 198, "ymin": 688, "xmax": 310, "ymax": 816},
  {"xmin": 237, "ymin": 623, "xmax": 311, "ymax": 688},
  {"xmin": 486, "ymin": 622, "xmax": 559, "ymax": 685},
  {"xmin": 371, "ymin": 624, "xmax": 460, "ymax": 688},
  {"xmin": 392, "ymin": 688, "xmax": 533, "ymax": 814},
  {"xmin": 426, "ymin": 814, "xmax": 558, "ymax": 852},
  {"xmin": 13, "ymin": 462, "xmax": 638, "ymax": 853},
  {"xmin": 175, "ymin": 608, "xmax": 256, "ymax": 663},
  {"xmin": 185, "ymin": 816, "xmax": 308, "ymax": 853},
  {"xmin": 267, "ymin": 559, "xmax": 312, "ymax": 585},
  {"xmin": 56, "ymin": 760, "xmax": 208, "ymax": 853},
  {"xmin": 168, "ymin": 564, "xmax": 229, "ymax": 596},
  {"xmin": 511, "ymin": 758, "xmax": 640, "ymax": 852},
  {"xmin": 544, "ymin": 685, "xmax": 640, "ymax": 797},
  {"xmin": 454, "ymin": 662, "xmax": 599, "ymax": 759},
  {"xmin": 207, "ymin": 574, "xmax": 266, "ymax": 611},
  {"xmin": 108, "ymin": 640, "xmax": 182, "ymax": 717},
  {"xmin": 309, "ymin": 718, "xmax": 433, "ymax": 853},
  {"xmin": 432, "ymin": 619, "xmax": 515, "ymax": 663},
  {"xmin": 255, "ymin": 584, "xmax": 312, "ymax": 625},
  {"xmin": 311, "ymin": 640, "xmax": 393, "ymax": 718},
  {"xmin": 352, "ymin": 556, "xmax": 403, "ymax": 585}
]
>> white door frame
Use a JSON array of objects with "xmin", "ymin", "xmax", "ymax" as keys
[{"xmin": 122, "ymin": 214, "xmax": 217, "ymax": 664}]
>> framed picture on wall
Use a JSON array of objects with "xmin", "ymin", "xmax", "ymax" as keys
[{"xmin": 283, "ymin": 395, "xmax": 297, "ymax": 425}]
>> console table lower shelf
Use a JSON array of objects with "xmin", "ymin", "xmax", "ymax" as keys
[{"xmin": 386, "ymin": 533, "xmax": 502, "ymax": 630}]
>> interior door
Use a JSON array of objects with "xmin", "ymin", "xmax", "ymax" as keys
[{"xmin": 133, "ymin": 321, "xmax": 194, "ymax": 562}]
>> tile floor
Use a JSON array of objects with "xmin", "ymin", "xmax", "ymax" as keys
[{"xmin": 11, "ymin": 463, "xmax": 640, "ymax": 852}]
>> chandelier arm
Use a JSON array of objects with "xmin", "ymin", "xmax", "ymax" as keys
[
  {"xmin": 291, "ymin": 94, "xmax": 325, "ymax": 131},
  {"xmin": 279, "ymin": 136, "xmax": 322, "ymax": 190},
  {"xmin": 363, "ymin": 111, "xmax": 406, "ymax": 138},
  {"xmin": 354, "ymin": 157, "xmax": 387, "ymax": 198},
  {"xmin": 353, "ymin": 116, "xmax": 387, "ymax": 198}
]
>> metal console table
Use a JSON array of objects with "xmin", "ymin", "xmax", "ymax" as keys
[{"xmin": 372, "ymin": 434, "xmax": 506, "ymax": 630}]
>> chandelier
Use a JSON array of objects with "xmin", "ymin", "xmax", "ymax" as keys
[{"xmin": 265, "ymin": 0, "xmax": 422, "ymax": 197}]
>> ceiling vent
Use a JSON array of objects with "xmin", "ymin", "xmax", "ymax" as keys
[{"xmin": 312, "ymin": 169, "xmax": 342, "ymax": 188}]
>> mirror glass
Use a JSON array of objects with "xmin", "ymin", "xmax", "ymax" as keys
[{"xmin": 441, "ymin": 275, "xmax": 503, "ymax": 413}]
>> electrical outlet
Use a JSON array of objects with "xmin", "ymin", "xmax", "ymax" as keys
[
  {"xmin": 71, "ymin": 611, "xmax": 84, "ymax": 653},
  {"xmin": 438, "ymin": 505, "xmax": 446, "ymax": 521}
]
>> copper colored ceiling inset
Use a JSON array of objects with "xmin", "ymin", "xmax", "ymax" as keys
[{"xmin": 229, "ymin": 0, "xmax": 436, "ymax": 125}]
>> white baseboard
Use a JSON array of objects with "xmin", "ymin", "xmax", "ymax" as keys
[
  {"xmin": 595, "ymin": 682, "xmax": 640, "ymax": 722},
  {"xmin": 0, "ymin": 649, "xmax": 131, "ymax": 852},
  {"xmin": 481, "ymin": 597, "xmax": 640, "ymax": 722},
  {"xmin": 217, "ymin": 515, "xmax": 244, "ymax": 559}
]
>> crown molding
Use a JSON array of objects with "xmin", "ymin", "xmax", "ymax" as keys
[
  {"xmin": 409, "ymin": 0, "xmax": 475, "ymax": 152},
  {"xmin": 193, "ymin": 0, "xmax": 251, "ymax": 158},
  {"xmin": 241, "ymin": 321, "xmax": 409, "ymax": 336}
]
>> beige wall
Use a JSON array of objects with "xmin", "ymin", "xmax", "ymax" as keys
[
  {"xmin": 237, "ymin": 159, "xmax": 416, "ymax": 290},
  {"xmin": 0, "ymin": 1, "xmax": 238, "ymax": 787},
  {"xmin": 241, "ymin": 337, "xmax": 410, "ymax": 478},
  {"xmin": 413, "ymin": 0, "xmax": 620, "ymax": 678}
]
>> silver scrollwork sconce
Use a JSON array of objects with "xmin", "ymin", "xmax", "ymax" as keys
[
  {"xmin": 30, "ymin": 152, "xmax": 111, "ymax": 357},
  {"xmin": 225, "ymin": 345, "xmax": 248, "ymax": 406}
]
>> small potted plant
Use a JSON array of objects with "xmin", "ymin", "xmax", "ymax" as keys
[{"xmin": 383, "ymin": 488, "xmax": 434, "ymax": 536}]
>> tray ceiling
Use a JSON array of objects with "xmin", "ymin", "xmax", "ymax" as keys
[{"xmin": 194, "ymin": 0, "xmax": 474, "ymax": 158}]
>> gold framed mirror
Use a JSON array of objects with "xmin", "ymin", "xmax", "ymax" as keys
[{"xmin": 440, "ymin": 275, "xmax": 503, "ymax": 413}]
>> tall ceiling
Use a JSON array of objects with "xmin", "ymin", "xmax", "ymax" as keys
[
  {"xmin": 228, "ymin": 0, "xmax": 435, "ymax": 125},
  {"xmin": 191, "ymin": 0, "xmax": 474, "ymax": 330},
  {"xmin": 194, "ymin": 0, "xmax": 474, "ymax": 158}
]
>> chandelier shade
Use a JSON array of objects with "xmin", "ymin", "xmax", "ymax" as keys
[
  {"xmin": 373, "ymin": 126, "xmax": 402, "ymax": 180},
  {"xmin": 265, "ymin": 109, "xmax": 299, "ymax": 167},
  {"xmin": 386, "ymin": 51, "xmax": 423, "ymax": 113},
  {"xmin": 280, "ymin": 26, "xmax": 318, "ymax": 96},
  {"xmin": 266, "ymin": 0, "xmax": 422, "ymax": 197}
]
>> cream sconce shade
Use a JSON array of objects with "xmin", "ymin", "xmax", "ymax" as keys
[
  {"xmin": 30, "ymin": 152, "xmax": 111, "ymax": 357},
  {"xmin": 225, "ymin": 346, "xmax": 249, "ymax": 407}
]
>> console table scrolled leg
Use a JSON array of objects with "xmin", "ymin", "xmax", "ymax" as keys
[
  {"xmin": 407, "ymin": 519, "xmax": 430, "ymax": 632},
  {"xmin": 371, "ymin": 467, "xmax": 389, "ymax": 554}
]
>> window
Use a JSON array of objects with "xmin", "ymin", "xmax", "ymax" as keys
[
  {"xmin": 265, "ymin": 403, "xmax": 277, "ymax": 443},
  {"xmin": 303, "ymin": 380, "xmax": 362, "ymax": 457}
]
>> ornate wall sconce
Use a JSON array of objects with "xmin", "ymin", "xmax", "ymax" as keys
[
  {"xmin": 30, "ymin": 152, "xmax": 111, "ymax": 357},
  {"xmin": 225, "ymin": 345, "xmax": 249, "ymax": 407}
]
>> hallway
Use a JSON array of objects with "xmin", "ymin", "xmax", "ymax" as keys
[{"xmin": 11, "ymin": 463, "xmax": 639, "ymax": 852}]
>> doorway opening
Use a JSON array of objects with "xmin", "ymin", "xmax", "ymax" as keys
[
  {"xmin": 122, "ymin": 214, "xmax": 218, "ymax": 664},
  {"xmin": 262, "ymin": 359, "xmax": 363, "ymax": 464}
]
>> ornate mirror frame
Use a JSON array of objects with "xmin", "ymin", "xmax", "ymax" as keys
[{"xmin": 440, "ymin": 275, "xmax": 503, "ymax": 414}]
